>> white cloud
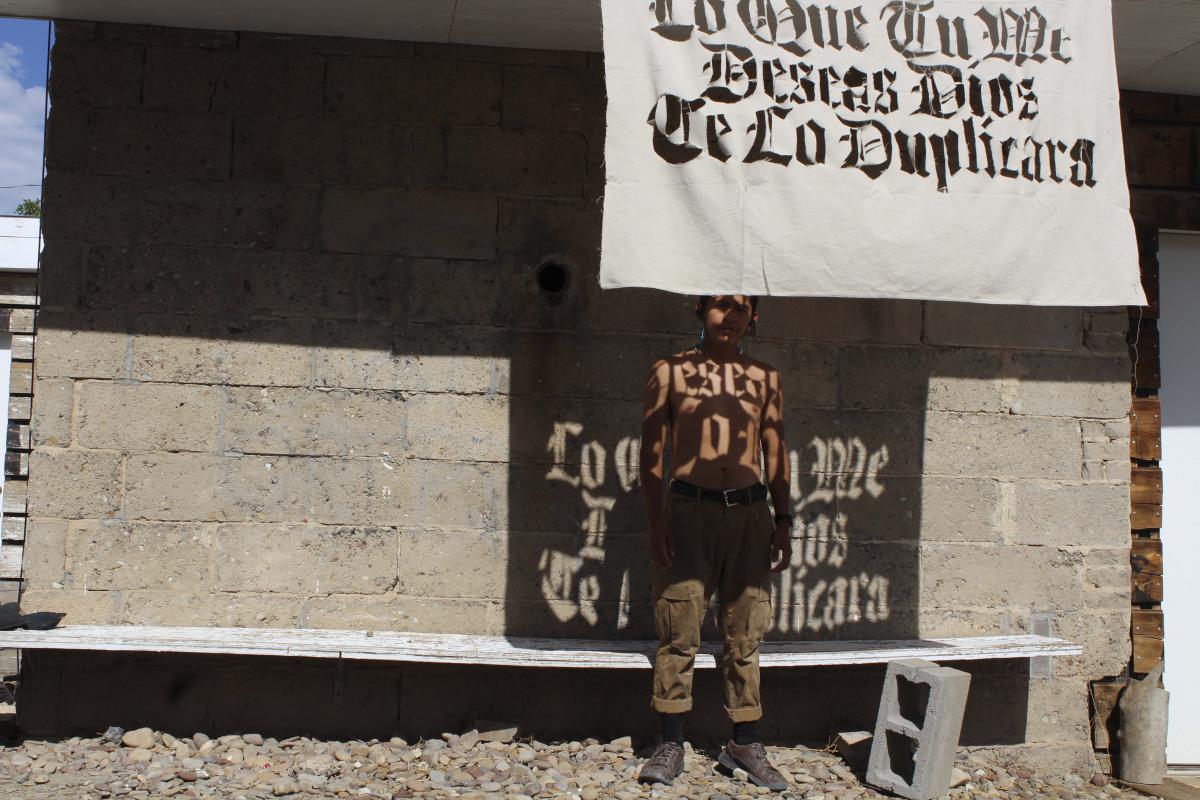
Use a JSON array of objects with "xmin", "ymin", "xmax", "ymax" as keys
[{"xmin": 0, "ymin": 42, "xmax": 47, "ymax": 214}]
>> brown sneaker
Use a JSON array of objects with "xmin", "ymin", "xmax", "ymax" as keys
[
  {"xmin": 638, "ymin": 741, "xmax": 685, "ymax": 785},
  {"xmin": 719, "ymin": 740, "xmax": 789, "ymax": 792}
]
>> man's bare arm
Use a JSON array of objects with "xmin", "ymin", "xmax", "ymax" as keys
[
  {"xmin": 760, "ymin": 367, "xmax": 793, "ymax": 572},
  {"xmin": 641, "ymin": 359, "xmax": 674, "ymax": 568}
]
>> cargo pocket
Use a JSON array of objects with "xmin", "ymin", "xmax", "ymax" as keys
[{"xmin": 654, "ymin": 581, "xmax": 703, "ymax": 653}]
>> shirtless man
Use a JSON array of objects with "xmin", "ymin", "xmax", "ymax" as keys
[{"xmin": 637, "ymin": 295, "xmax": 793, "ymax": 792}]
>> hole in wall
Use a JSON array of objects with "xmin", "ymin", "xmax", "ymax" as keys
[{"xmin": 535, "ymin": 259, "xmax": 572, "ymax": 297}]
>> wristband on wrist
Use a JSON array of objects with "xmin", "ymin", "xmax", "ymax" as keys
[{"xmin": 774, "ymin": 512, "xmax": 794, "ymax": 526}]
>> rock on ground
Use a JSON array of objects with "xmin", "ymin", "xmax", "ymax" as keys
[{"xmin": 0, "ymin": 730, "xmax": 1166, "ymax": 800}]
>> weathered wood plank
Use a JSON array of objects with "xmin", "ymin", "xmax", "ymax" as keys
[
  {"xmin": 1, "ymin": 516, "xmax": 26, "ymax": 543},
  {"xmin": 1131, "ymin": 397, "xmax": 1162, "ymax": 461},
  {"xmin": 2, "ymin": 482, "xmax": 27, "ymax": 516},
  {"xmin": 7, "ymin": 396, "xmax": 30, "ymax": 422},
  {"xmin": 0, "ymin": 543, "xmax": 20, "ymax": 580},
  {"xmin": 1132, "ymin": 609, "xmax": 1164, "ymax": 674},
  {"xmin": 1091, "ymin": 679, "xmax": 1125, "ymax": 750},
  {"xmin": 1132, "ymin": 503, "xmax": 1162, "ymax": 530},
  {"xmin": 5, "ymin": 451, "xmax": 28, "ymax": 479},
  {"xmin": 6, "ymin": 422, "xmax": 29, "ymax": 450},
  {"xmin": 0, "ymin": 273, "xmax": 37, "ymax": 306},
  {"xmin": 1132, "ymin": 538, "xmax": 1163, "ymax": 604},
  {"xmin": 7, "ymin": 312, "xmax": 34, "ymax": 336},
  {"xmin": 10, "ymin": 335, "xmax": 33, "ymax": 360},
  {"xmin": 0, "ymin": 628, "xmax": 1083, "ymax": 669},
  {"xmin": 9, "ymin": 362, "xmax": 30, "ymax": 396},
  {"xmin": 1131, "ymin": 467, "xmax": 1164, "ymax": 506}
]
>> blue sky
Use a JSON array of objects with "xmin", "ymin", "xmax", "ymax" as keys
[{"xmin": 0, "ymin": 17, "xmax": 50, "ymax": 215}]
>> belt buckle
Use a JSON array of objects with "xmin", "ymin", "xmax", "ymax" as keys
[{"xmin": 723, "ymin": 488, "xmax": 737, "ymax": 507}]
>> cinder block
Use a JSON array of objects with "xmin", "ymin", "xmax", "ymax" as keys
[
  {"xmin": 212, "ymin": 49, "xmax": 326, "ymax": 117},
  {"xmin": 918, "ymin": 543, "xmax": 1083, "ymax": 612},
  {"xmin": 44, "ymin": 102, "xmax": 89, "ymax": 174},
  {"xmin": 129, "ymin": 326, "xmax": 226, "ymax": 384},
  {"xmin": 924, "ymin": 303, "xmax": 1081, "ymax": 350},
  {"xmin": 234, "ymin": 116, "xmax": 413, "ymax": 187},
  {"xmin": 143, "ymin": 47, "xmax": 230, "ymax": 112},
  {"xmin": 48, "ymin": 39, "xmax": 144, "ymax": 108},
  {"xmin": 413, "ymin": 127, "xmax": 587, "ymax": 198},
  {"xmin": 28, "ymin": 449, "xmax": 123, "ymax": 518},
  {"xmin": 1006, "ymin": 483, "xmax": 1129, "ymax": 548},
  {"xmin": 124, "ymin": 453, "xmax": 309, "ymax": 523},
  {"xmin": 21, "ymin": 519, "xmax": 68, "ymax": 589},
  {"xmin": 321, "ymin": 188, "xmax": 497, "ymax": 259},
  {"xmin": 501, "ymin": 64, "xmax": 605, "ymax": 133},
  {"xmin": 327, "ymin": 57, "xmax": 502, "ymax": 125},
  {"xmin": 31, "ymin": 378, "xmax": 74, "ymax": 447},
  {"xmin": 397, "ymin": 529, "xmax": 505, "ymax": 599},
  {"xmin": 35, "ymin": 315, "xmax": 128, "ymax": 379},
  {"xmin": 867, "ymin": 658, "xmax": 971, "ymax": 800},
  {"xmin": 303, "ymin": 595, "xmax": 501, "ymax": 635},
  {"xmin": 314, "ymin": 322, "xmax": 498, "ymax": 394},
  {"xmin": 841, "ymin": 347, "xmax": 1003, "ymax": 413},
  {"xmin": 214, "ymin": 524, "xmax": 398, "ymax": 594},
  {"xmin": 119, "ymin": 591, "xmax": 302, "ymax": 628},
  {"xmin": 404, "ymin": 394, "xmax": 509, "ymax": 462},
  {"xmin": 922, "ymin": 413, "xmax": 1081, "ymax": 479},
  {"xmin": 755, "ymin": 298, "xmax": 923, "ymax": 344},
  {"xmin": 68, "ymin": 520, "xmax": 214, "ymax": 590},
  {"xmin": 223, "ymin": 387, "xmax": 404, "ymax": 457},
  {"xmin": 77, "ymin": 382, "xmax": 221, "ymax": 452},
  {"xmin": 87, "ymin": 109, "xmax": 231, "ymax": 179},
  {"xmin": 1008, "ymin": 354, "xmax": 1132, "ymax": 418}
]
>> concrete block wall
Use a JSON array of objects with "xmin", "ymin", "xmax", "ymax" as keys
[{"xmin": 21, "ymin": 20, "xmax": 1133, "ymax": 763}]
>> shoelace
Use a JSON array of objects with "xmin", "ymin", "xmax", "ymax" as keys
[{"xmin": 648, "ymin": 744, "xmax": 681, "ymax": 768}]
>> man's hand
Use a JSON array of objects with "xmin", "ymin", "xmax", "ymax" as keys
[
  {"xmin": 770, "ymin": 521, "xmax": 793, "ymax": 573},
  {"xmin": 647, "ymin": 518, "xmax": 675, "ymax": 569}
]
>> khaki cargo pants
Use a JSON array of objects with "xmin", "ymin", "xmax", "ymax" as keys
[{"xmin": 651, "ymin": 491, "xmax": 774, "ymax": 723}]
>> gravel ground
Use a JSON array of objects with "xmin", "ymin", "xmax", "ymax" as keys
[{"xmin": 0, "ymin": 727, "xmax": 1162, "ymax": 800}]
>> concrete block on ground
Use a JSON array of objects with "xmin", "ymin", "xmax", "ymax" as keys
[
  {"xmin": 867, "ymin": 658, "xmax": 971, "ymax": 800},
  {"xmin": 836, "ymin": 731, "xmax": 873, "ymax": 772}
]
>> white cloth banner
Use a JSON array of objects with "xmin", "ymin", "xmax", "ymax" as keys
[{"xmin": 599, "ymin": 0, "xmax": 1147, "ymax": 306}]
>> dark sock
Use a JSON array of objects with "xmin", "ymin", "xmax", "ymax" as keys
[
  {"xmin": 661, "ymin": 713, "xmax": 685, "ymax": 744},
  {"xmin": 732, "ymin": 721, "xmax": 759, "ymax": 745}
]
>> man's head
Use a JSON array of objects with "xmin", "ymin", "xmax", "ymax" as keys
[{"xmin": 694, "ymin": 295, "xmax": 759, "ymax": 347}]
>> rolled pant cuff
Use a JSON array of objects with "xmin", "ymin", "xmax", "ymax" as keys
[
  {"xmin": 725, "ymin": 705, "xmax": 763, "ymax": 723},
  {"xmin": 652, "ymin": 697, "xmax": 694, "ymax": 714}
]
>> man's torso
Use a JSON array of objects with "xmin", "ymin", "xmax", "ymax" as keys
[{"xmin": 666, "ymin": 350, "xmax": 773, "ymax": 491}]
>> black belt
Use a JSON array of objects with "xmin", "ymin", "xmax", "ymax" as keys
[{"xmin": 670, "ymin": 479, "xmax": 768, "ymax": 506}]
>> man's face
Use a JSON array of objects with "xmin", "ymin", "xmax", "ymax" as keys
[{"xmin": 701, "ymin": 295, "xmax": 756, "ymax": 346}]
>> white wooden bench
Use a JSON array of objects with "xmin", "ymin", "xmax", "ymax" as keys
[{"xmin": 0, "ymin": 626, "xmax": 1081, "ymax": 669}]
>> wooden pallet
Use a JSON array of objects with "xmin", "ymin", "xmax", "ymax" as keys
[{"xmin": 0, "ymin": 626, "xmax": 1081, "ymax": 669}]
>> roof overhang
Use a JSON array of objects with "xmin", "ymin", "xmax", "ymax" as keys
[{"xmin": 0, "ymin": 0, "xmax": 1197, "ymax": 96}]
